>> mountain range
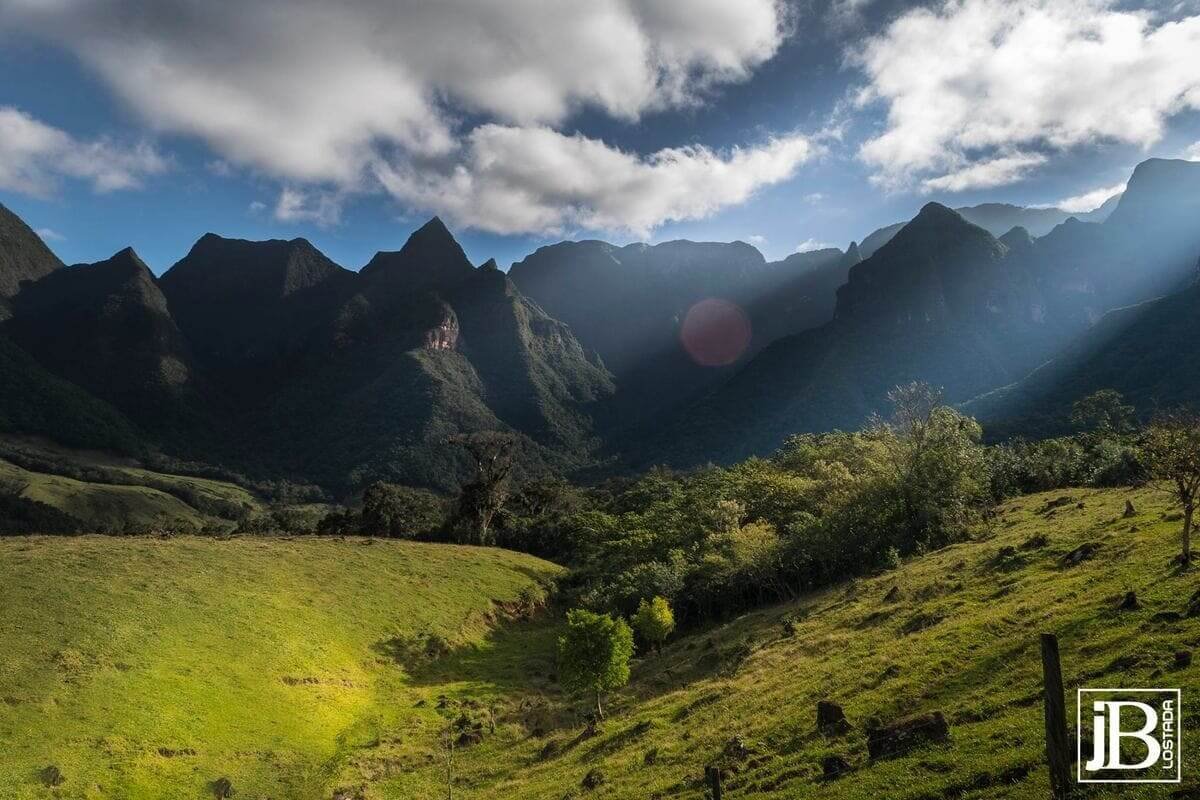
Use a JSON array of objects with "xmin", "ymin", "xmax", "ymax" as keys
[{"xmin": 0, "ymin": 158, "xmax": 1197, "ymax": 492}]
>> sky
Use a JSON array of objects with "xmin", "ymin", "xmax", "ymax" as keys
[{"xmin": 1, "ymin": 0, "xmax": 1199, "ymax": 273}]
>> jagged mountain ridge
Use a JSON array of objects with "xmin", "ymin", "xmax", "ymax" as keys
[
  {"xmin": 653, "ymin": 158, "xmax": 1200, "ymax": 467},
  {"xmin": 1, "ymin": 157, "xmax": 1198, "ymax": 488},
  {"xmin": 858, "ymin": 197, "xmax": 1122, "ymax": 259},
  {"xmin": 0, "ymin": 217, "xmax": 615, "ymax": 490}
]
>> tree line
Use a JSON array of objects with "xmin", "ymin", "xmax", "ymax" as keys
[{"xmin": 325, "ymin": 385, "xmax": 1200, "ymax": 629}]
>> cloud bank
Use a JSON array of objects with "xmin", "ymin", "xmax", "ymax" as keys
[
  {"xmin": 0, "ymin": 0, "xmax": 799, "ymax": 234},
  {"xmin": 854, "ymin": 0, "xmax": 1200, "ymax": 192},
  {"xmin": 0, "ymin": 106, "xmax": 167, "ymax": 197},
  {"xmin": 374, "ymin": 126, "xmax": 811, "ymax": 236}
]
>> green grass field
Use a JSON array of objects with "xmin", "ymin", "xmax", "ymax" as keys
[
  {"xmin": 1, "ymin": 487, "xmax": 1198, "ymax": 798},
  {"xmin": 0, "ymin": 537, "xmax": 560, "ymax": 799},
  {"xmin": 0, "ymin": 457, "xmax": 263, "ymax": 533}
]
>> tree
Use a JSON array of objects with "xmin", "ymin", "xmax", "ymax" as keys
[
  {"xmin": 1143, "ymin": 409, "xmax": 1200, "ymax": 567},
  {"xmin": 632, "ymin": 596, "xmax": 675, "ymax": 655},
  {"xmin": 361, "ymin": 482, "xmax": 446, "ymax": 538},
  {"xmin": 1071, "ymin": 389, "xmax": 1135, "ymax": 435},
  {"xmin": 448, "ymin": 431, "xmax": 517, "ymax": 545},
  {"xmin": 869, "ymin": 382, "xmax": 989, "ymax": 552},
  {"xmin": 557, "ymin": 609, "xmax": 634, "ymax": 720}
]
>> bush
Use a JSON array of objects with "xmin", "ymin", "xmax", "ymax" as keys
[{"xmin": 632, "ymin": 597, "xmax": 675, "ymax": 654}]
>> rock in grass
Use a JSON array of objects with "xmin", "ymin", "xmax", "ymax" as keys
[
  {"xmin": 867, "ymin": 712, "xmax": 950, "ymax": 759},
  {"xmin": 1019, "ymin": 533, "xmax": 1048, "ymax": 550},
  {"xmin": 1187, "ymin": 588, "xmax": 1200, "ymax": 617},
  {"xmin": 1119, "ymin": 591, "xmax": 1139, "ymax": 610},
  {"xmin": 723, "ymin": 735, "xmax": 752, "ymax": 761},
  {"xmin": 1060, "ymin": 542, "xmax": 1100, "ymax": 567},
  {"xmin": 822, "ymin": 755, "xmax": 852, "ymax": 779},
  {"xmin": 1175, "ymin": 651, "xmax": 1193, "ymax": 669},
  {"xmin": 211, "ymin": 777, "xmax": 234, "ymax": 798},
  {"xmin": 580, "ymin": 768, "xmax": 605, "ymax": 789},
  {"xmin": 817, "ymin": 700, "xmax": 852, "ymax": 735},
  {"xmin": 38, "ymin": 765, "xmax": 64, "ymax": 787},
  {"xmin": 883, "ymin": 585, "xmax": 900, "ymax": 603},
  {"xmin": 1124, "ymin": 499, "xmax": 1136, "ymax": 518}
]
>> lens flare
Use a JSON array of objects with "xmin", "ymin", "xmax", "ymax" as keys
[{"xmin": 679, "ymin": 298, "xmax": 752, "ymax": 367}]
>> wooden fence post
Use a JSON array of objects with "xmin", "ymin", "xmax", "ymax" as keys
[
  {"xmin": 1040, "ymin": 633, "xmax": 1072, "ymax": 798},
  {"xmin": 705, "ymin": 766, "xmax": 722, "ymax": 800}
]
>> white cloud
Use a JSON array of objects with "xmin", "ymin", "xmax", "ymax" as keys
[
  {"xmin": 1185, "ymin": 141, "xmax": 1200, "ymax": 161},
  {"xmin": 374, "ymin": 125, "xmax": 812, "ymax": 236},
  {"xmin": 853, "ymin": 0, "xmax": 1200, "ymax": 191},
  {"xmin": 795, "ymin": 238, "xmax": 835, "ymax": 252},
  {"xmin": 273, "ymin": 188, "xmax": 343, "ymax": 227},
  {"xmin": 1037, "ymin": 181, "xmax": 1127, "ymax": 213},
  {"xmin": 0, "ymin": 0, "xmax": 791, "ymax": 233},
  {"xmin": 747, "ymin": 234, "xmax": 767, "ymax": 245},
  {"xmin": 35, "ymin": 227, "xmax": 64, "ymax": 242},
  {"xmin": 921, "ymin": 152, "xmax": 1047, "ymax": 193},
  {"xmin": 0, "ymin": 106, "xmax": 167, "ymax": 197}
]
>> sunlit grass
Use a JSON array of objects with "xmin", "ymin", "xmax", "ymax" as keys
[{"xmin": 1, "ymin": 488, "xmax": 1197, "ymax": 798}]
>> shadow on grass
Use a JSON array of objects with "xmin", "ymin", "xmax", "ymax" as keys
[{"xmin": 380, "ymin": 612, "xmax": 562, "ymax": 697}]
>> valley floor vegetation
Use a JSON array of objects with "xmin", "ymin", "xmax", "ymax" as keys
[{"xmin": 3, "ymin": 383, "xmax": 1200, "ymax": 798}]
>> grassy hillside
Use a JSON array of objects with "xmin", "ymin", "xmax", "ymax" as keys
[
  {"xmin": 375, "ymin": 487, "xmax": 1198, "ymax": 799},
  {"xmin": 1, "ymin": 488, "xmax": 1197, "ymax": 799},
  {"xmin": 0, "ymin": 458, "xmax": 265, "ymax": 533},
  {"xmin": 0, "ymin": 537, "xmax": 560, "ymax": 799}
]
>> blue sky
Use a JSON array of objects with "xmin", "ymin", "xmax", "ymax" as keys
[{"xmin": 1, "ymin": 0, "xmax": 1198, "ymax": 273}]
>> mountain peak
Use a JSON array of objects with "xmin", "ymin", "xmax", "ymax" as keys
[
  {"xmin": 0, "ymin": 201, "xmax": 64, "ymax": 298},
  {"xmin": 104, "ymin": 247, "xmax": 154, "ymax": 278},
  {"xmin": 361, "ymin": 217, "xmax": 475, "ymax": 289},
  {"xmin": 999, "ymin": 226, "xmax": 1034, "ymax": 250},
  {"xmin": 479, "ymin": 258, "xmax": 501, "ymax": 272},
  {"xmin": 913, "ymin": 202, "xmax": 963, "ymax": 225}
]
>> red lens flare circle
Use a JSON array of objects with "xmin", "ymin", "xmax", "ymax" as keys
[{"xmin": 679, "ymin": 298, "xmax": 752, "ymax": 367}]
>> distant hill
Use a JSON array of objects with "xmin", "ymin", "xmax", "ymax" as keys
[
  {"xmin": 858, "ymin": 197, "xmax": 1121, "ymax": 258},
  {"xmin": 259, "ymin": 225, "xmax": 615, "ymax": 489}
]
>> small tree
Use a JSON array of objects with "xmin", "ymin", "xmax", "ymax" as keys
[
  {"xmin": 557, "ymin": 609, "xmax": 634, "ymax": 720},
  {"xmin": 448, "ymin": 431, "xmax": 517, "ymax": 545},
  {"xmin": 632, "ymin": 596, "xmax": 675, "ymax": 655},
  {"xmin": 1144, "ymin": 409, "xmax": 1200, "ymax": 567}
]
